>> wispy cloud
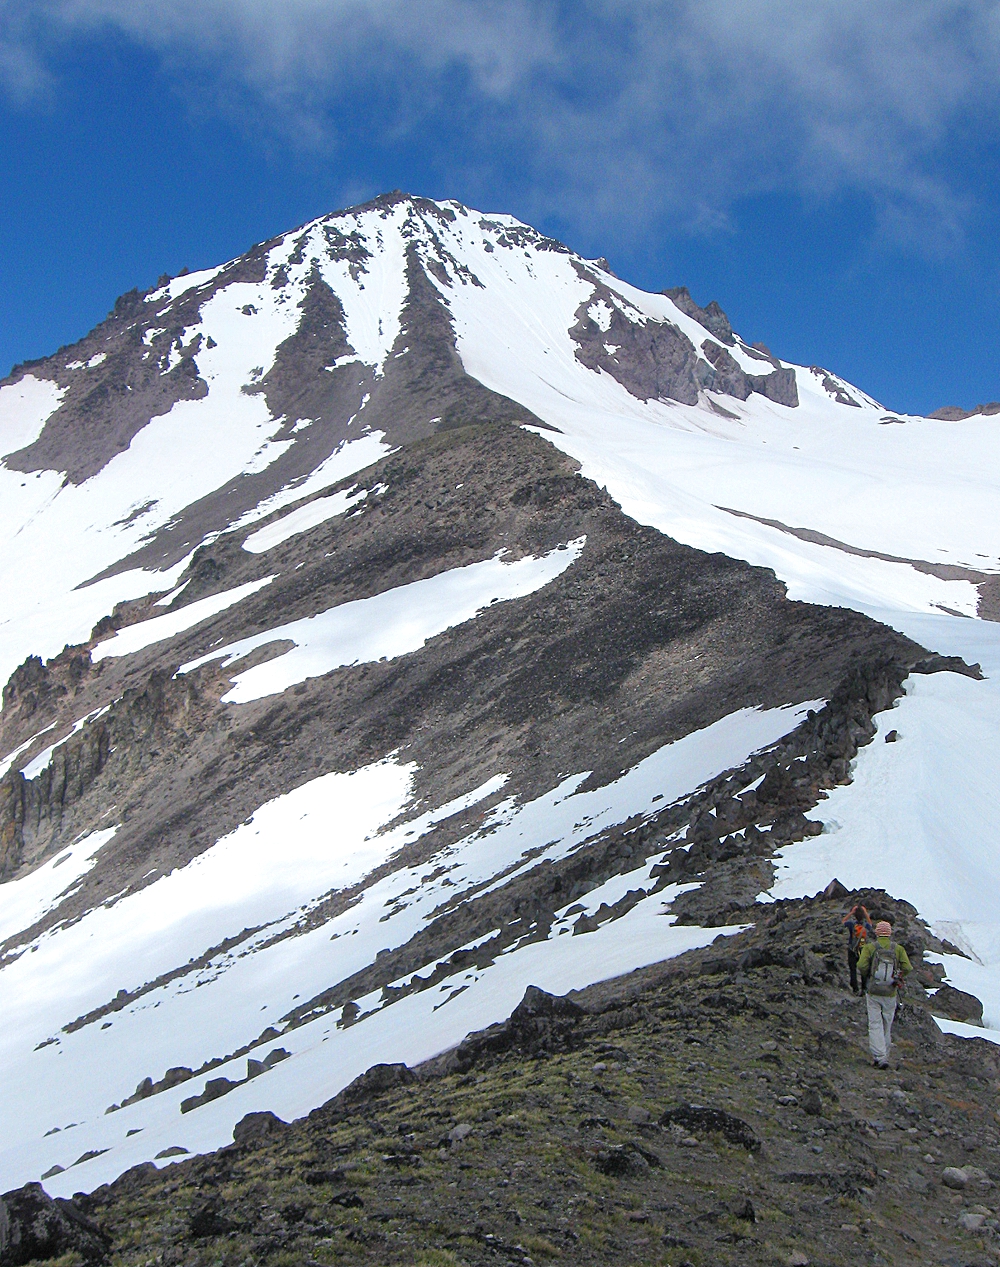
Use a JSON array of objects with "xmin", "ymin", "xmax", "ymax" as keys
[{"xmin": 5, "ymin": 0, "xmax": 1000, "ymax": 246}]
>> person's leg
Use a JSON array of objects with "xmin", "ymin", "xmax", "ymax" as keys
[
  {"xmin": 848, "ymin": 947, "xmax": 859, "ymax": 992},
  {"xmin": 881, "ymin": 994, "xmax": 898, "ymax": 1061},
  {"xmin": 866, "ymin": 994, "xmax": 887, "ymax": 1063}
]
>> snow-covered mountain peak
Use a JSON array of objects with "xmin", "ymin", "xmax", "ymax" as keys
[{"xmin": 0, "ymin": 192, "xmax": 998, "ymax": 1199}]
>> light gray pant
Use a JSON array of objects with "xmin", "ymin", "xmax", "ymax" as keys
[{"xmin": 866, "ymin": 992, "xmax": 897, "ymax": 1062}]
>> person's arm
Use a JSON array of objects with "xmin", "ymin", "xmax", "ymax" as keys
[
  {"xmin": 896, "ymin": 946, "xmax": 913, "ymax": 976},
  {"xmin": 857, "ymin": 944, "xmax": 873, "ymax": 976}
]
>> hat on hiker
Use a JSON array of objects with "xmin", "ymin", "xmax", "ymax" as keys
[{"xmin": 875, "ymin": 920, "xmax": 892, "ymax": 936}]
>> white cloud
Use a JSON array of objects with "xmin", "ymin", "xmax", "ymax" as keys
[{"xmin": 5, "ymin": 0, "xmax": 1000, "ymax": 245}]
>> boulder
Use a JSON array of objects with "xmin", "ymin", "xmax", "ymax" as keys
[
  {"xmin": 592, "ymin": 1142, "xmax": 661, "ymax": 1177},
  {"xmin": 0, "ymin": 1182, "xmax": 109, "ymax": 1266},
  {"xmin": 930, "ymin": 985, "xmax": 984, "ymax": 1026},
  {"xmin": 659, "ymin": 1104, "xmax": 761, "ymax": 1152},
  {"xmin": 160, "ymin": 1066, "xmax": 192, "ymax": 1090},
  {"xmin": 450, "ymin": 986, "xmax": 585, "ymax": 1071},
  {"xmin": 232, "ymin": 1111, "xmax": 286, "ymax": 1147},
  {"xmin": 318, "ymin": 1062, "xmax": 416, "ymax": 1123},
  {"xmin": 188, "ymin": 1199, "xmax": 234, "ymax": 1238}
]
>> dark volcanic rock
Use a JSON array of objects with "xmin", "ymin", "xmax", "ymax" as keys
[
  {"xmin": 592, "ymin": 1141, "xmax": 662, "ymax": 1177},
  {"xmin": 701, "ymin": 339, "xmax": 753, "ymax": 399},
  {"xmin": 928, "ymin": 401, "xmax": 1000, "ymax": 421},
  {"xmin": 573, "ymin": 281, "xmax": 798, "ymax": 407},
  {"xmin": 319, "ymin": 1063, "xmax": 417, "ymax": 1124},
  {"xmin": 810, "ymin": 366, "xmax": 861, "ymax": 407},
  {"xmin": 187, "ymin": 1199, "xmax": 234, "ymax": 1238},
  {"xmin": 232, "ymin": 1111, "xmax": 286, "ymax": 1147},
  {"xmin": 450, "ymin": 985, "xmax": 586, "ymax": 1070},
  {"xmin": 0, "ymin": 1182, "xmax": 109, "ymax": 1265},
  {"xmin": 911, "ymin": 653, "xmax": 983, "ymax": 680},
  {"xmin": 659, "ymin": 1104, "xmax": 762, "ymax": 1151},
  {"xmin": 747, "ymin": 363, "xmax": 799, "ymax": 406},
  {"xmin": 70, "ymin": 892, "xmax": 1000, "ymax": 1267},
  {"xmin": 181, "ymin": 1076, "xmax": 239, "ymax": 1114},
  {"xmin": 663, "ymin": 286, "xmax": 735, "ymax": 344},
  {"xmin": 572, "ymin": 279, "xmax": 703, "ymax": 405},
  {"xmin": 930, "ymin": 984, "xmax": 984, "ymax": 1025}
]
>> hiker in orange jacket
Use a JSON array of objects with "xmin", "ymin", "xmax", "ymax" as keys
[{"xmin": 842, "ymin": 903, "xmax": 874, "ymax": 994}]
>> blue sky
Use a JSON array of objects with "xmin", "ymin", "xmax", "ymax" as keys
[{"xmin": 2, "ymin": 1, "xmax": 999, "ymax": 415}]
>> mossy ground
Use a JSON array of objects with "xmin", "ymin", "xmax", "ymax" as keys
[{"xmin": 49, "ymin": 895, "xmax": 1000, "ymax": 1267}]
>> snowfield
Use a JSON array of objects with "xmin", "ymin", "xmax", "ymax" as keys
[
  {"xmin": 0, "ymin": 701, "xmax": 814, "ymax": 1194},
  {"xmin": 0, "ymin": 194, "xmax": 998, "ymax": 1192},
  {"xmin": 766, "ymin": 610, "xmax": 1000, "ymax": 1039}
]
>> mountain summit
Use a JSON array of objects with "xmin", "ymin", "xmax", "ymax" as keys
[{"xmin": 0, "ymin": 193, "xmax": 998, "ymax": 1205}]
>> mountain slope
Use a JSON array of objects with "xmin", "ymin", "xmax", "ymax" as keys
[
  {"xmin": 16, "ymin": 889, "xmax": 1000, "ymax": 1267},
  {"xmin": 0, "ymin": 192, "xmax": 997, "ymax": 1199}
]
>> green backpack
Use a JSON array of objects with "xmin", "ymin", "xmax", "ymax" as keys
[{"xmin": 868, "ymin": 942, "xmax": 900, "ymax": 997}]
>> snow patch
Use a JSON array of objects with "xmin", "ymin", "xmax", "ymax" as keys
[
  {"xmin": 588, "ymin": 300, "xmax": 614, "ymax": 332},
  {"xmin": 92, "ymin": 577, "xmax": 275, "ymax": 662},
  {"xmin": 0, "ymin": 828, "xmax": 118, "ymax": 947},
  {"xmin": 180, "ymin": 540, "xmax": 586, "ymax": 703},
  {"xmin": 0, "ymin": 722, "xmax": 58, "ymax": 780},
  {"xmin": 0, "ymin": 377, "xmax": 66, "ymax": 459},
  {"xmin": 227, "ymin": 431, "xmax": 392, "ymax": 534},
  {"xmin": 0, "ymin": 698, "xmax": 812, "ymax": 1192},
  {"xmin": 242, "ymin": 487, "xmax": 367, "ymax": 554},
  {"xmin": 766, "ymin": 612, "xmax": 1000, "ymax": 1028}
]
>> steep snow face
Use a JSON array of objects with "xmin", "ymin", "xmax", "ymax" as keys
[
  {"xmin": 413, "ymin": 213, "xmax": 1000, "ymax": 619},
  {"xmin": 767, "ymin": 612, "xmax": 1000, "ymax": 1031}
]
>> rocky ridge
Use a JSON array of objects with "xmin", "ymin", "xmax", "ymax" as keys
[{"xmin": 3, "ymin": 887, "xmax": 997, "ymax": 1267}]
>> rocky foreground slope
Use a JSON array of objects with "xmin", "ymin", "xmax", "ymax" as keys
[{"xmin": 3, "ymin": 887, "xmax": 998, "ymax": 1267}]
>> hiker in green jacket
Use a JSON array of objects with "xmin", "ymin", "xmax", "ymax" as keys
[{"xmin": 858, "ymin": 919, "xmax": 912, "ymax": 1068}]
